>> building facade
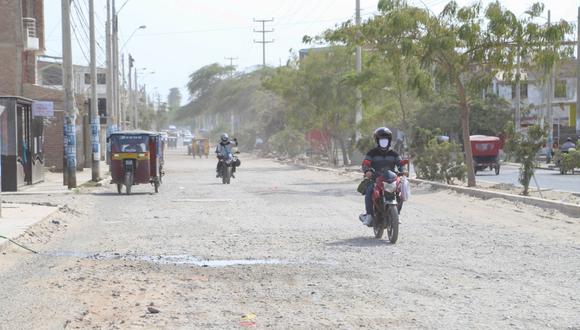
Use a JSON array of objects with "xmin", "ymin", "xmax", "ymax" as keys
[{"xmin": 492, "ymin": 61, "xmax": 577, "ymax": 141}]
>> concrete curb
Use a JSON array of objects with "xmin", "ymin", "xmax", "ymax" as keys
[
  {"xmin": 0, "ymin": 204, "xmax": 60, "ymax": 253},
  {"xmin": 408, "ymin": 178, "xmax": 580, "ymax": 219},
  {"xmin": 288, "ymin": 161, "xmax": 580, "ymax": 219},
  {"xmin": 502, "ymin": 162, "xmax": 557, "ymax": 171}
]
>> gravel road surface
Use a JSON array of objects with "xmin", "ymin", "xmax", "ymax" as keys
[{"xmin": 0, "ymin": 150, "xmax": 578, "ymax": 329}]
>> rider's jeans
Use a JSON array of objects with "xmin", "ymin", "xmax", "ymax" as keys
[{"xmin": 365, "ymin": 182, "xmax": 374, "ymax": 216}]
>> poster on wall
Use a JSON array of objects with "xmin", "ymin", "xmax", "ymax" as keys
[{"xmin": 32, "ymin": 101, "xmax": 54, "ymax": 117}]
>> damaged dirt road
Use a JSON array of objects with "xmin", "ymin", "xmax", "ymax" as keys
[{"xmin": 1, "ymin": 151, "xmax": 579, "ymax": 329}]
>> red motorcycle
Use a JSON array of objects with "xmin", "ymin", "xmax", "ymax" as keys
[{"xmin": 371, "ymin": 160, "xmax": 409, "ymax": 243}]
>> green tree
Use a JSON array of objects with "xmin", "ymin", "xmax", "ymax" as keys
[
  {"xmin": 504, "ymin": 124, "xmax": 546, "ymax": 196},
  {"xmin": 264, "ymin": 47, "xmax": 357, "ymax": 165},
  {"xmin": 186, "ymin": 63, "xmax": 232, "ymax": 100},
  {"xmin": 325, "ymin": 0, "xmax": 571, "ymax": 186},
  {"xmin": 167, "ymin": 88, "xmax": 182, "ymax": 111},
  {"xmin": 415, "ymin": 93, "xmax": 511, "ymax": 137}
]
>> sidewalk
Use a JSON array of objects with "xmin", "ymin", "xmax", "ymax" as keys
[
  {"xmin": 0, "ymin": 163, "xmax": 109, "ymax": 251},
  {"xmin": 0, "ymin": 203, "xmax": 58, "ymax": 247},
  {"xmin": 3, "ymin": 162, "xmax": 109, "ymax": 195}
]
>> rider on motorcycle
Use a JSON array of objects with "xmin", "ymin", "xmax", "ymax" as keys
[
  {"xmin": 560, "ymin": 137, "xmax": 576, "ymax": 152},
  {"xmin": 215, "ymin": 133, "xmax": 240, "ymax": 178},
  {"xmin": 359, "ymin": 127, "xmax": 405, "ymax": 227}
]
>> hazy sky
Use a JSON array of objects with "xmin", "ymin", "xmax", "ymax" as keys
[{"xmin": 43, "ymin": 0, "xmax": 579, "ymax": 105}]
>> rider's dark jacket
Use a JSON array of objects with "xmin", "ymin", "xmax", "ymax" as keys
[
  {"xmin": 215, "ymin": 141, "xmax": 234, "ymax": 158},
  {"xmin": 362, "ymin": 147, "xmax": 403, "ymax": 174}
]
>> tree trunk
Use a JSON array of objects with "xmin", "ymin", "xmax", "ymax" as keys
[
  {"xmin": 456, "ymin": 80, "xmax": 476, "ymax": 187},
  {"xmin": 339, "ymin": 137, "xmax": 350, "ymax": 166}
]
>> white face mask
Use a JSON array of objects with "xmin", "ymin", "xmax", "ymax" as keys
[{"xmin": 379, "ymin": 138, "xmax": 390, "ymax": 148}]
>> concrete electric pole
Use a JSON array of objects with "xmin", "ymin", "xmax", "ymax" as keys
[
  {"xmin": 113, "ymin": 0, "xmax": 120, "ymax": 128},
  {"xmin": 350, "ymin": 0, "xmax": 363, "ymax": 165},
  {"xmin": 89, "ymin": 0, "xmax": 101, "ymax": 181},
  {"xmin": 225, "ymin": 56, "xmax": 238, "ymax": 133},
  {"xmin": 355, "ymin": 0, "xmax": 363, "ymax": 140},
  {"xmin": 253, "ymin": 18, "xmax": 274, "ymax": 68},
  {"xmin": 546, "ymin": 10, "xmax": 554, "ymax": 159},
  {"xmin": 106, "ymin": 0, "xmax": 114, "ymax": 135},
  {"xmin": 61, "ymin": 0, "xmax": 77, "ymax": 188},
  {"xmin": 225, "ymin": 57, "xmax": 238, "ymax": 72},
  {"xmin": 515, "ymin": 51, "xmax": 521, "ymax": 133},
  {"xmin": 576, "ymin": 6, "xmax": 580, "ymax": 136},
  {"xmin": 134, "ymin": 68, "xmax": 138, "ymax": 129},
  {"xmin": 128, "ymin": 54, "xmax": 133, "ymax": 128}
]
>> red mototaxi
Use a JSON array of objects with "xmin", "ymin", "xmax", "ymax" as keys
[{"xmin": 470, "ymin": 135, "xmax": 501, "ymax": 175}]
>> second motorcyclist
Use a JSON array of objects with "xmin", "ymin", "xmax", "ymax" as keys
[
  {"xmin": 215, "ymin": 133, "xmax": 240, "ymax": 178},
  {"xmin": 359, "ymin": 127, "xmax": 405, "ymax": 227}
]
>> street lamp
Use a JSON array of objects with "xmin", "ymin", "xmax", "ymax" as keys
[
  {"xmin": 133, "ymin": 67, "xmax": 155, "ymax": 128},
  {"xmin": 121, "ymin": 25, "xmax": 146, "ymax": 51}
]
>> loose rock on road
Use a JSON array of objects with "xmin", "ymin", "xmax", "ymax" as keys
[{"xmin": 0, "ymin": 150, "xmax": 578, "ymax": 329}]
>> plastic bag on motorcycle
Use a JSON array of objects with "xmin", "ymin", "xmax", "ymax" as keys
[{"xmin": 400, "ymin": 176, "xmax": 411, "ymax": 201}]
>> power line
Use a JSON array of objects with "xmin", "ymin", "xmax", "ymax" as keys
[
  {"xmin": 70, "ymin": 7, "xmax": 91, "ymax": 64},
  {"xmin": 73, "ymin": 0, "xmax": 106, "ymax": 59},
  {"xmin": 71, "ymin": 0, "xmax": 106, "ymax": 65},
  {"xmin": 135, "ymin": 17, "xmax": 354, "ymax": 37}
]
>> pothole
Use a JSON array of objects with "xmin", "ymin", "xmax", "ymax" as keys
[{"xmin": 43, "ymin": 251, "xmax": 287, "ymax": 267}]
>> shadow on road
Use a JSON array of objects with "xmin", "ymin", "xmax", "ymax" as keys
[
  {"xmin": 326, "ymin": 236, "xmax": 392, "ymax": 247},
  {"xmin": 90, "ymin": 192, "xmax": 155, "ymax": 197}
]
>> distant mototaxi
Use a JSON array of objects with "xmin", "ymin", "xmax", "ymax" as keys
[
  {"xmin": 109, "ymin": 130, "xmax": 164, "ymax": 194},
  {"xmin": 470, "ymin": 135, "xmax": 501, "ymax": 175}
]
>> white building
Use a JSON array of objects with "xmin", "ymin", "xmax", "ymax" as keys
[{"xmin": 492, "ymin": 60, "xmax": 577, "ymax": 140}]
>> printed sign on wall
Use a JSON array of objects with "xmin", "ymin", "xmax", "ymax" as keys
[{"xmin": 32, "ymin": 101, "xmax": 55, "ymax": 117}]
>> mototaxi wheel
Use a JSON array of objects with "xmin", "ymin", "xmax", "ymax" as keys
[
  {"xmin": 116, "ymin": 183, "xmax": 122, "ymax": 194},
  {"xmin": 124, "ymin": 172, "xmax": 132, "ymax": 195}
]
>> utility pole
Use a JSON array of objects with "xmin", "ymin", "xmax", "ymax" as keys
[
  {"xmin": 225, "ymin": 56, "xmax": 238, "ymax": 68},
  {"xmin": 225, "ymin": 56, "xmax": 238, "ymax": 77},
  {"xmin": 89, "ymin": 0, "xmax": 101, "ymax": 181},
  {"xmin": 134, "ymin": 68, "xmax": 138, "ymax": 128},
  {"xmin": 105, "ymin": 0, "xmax": 113, "ymax": 134},
  {"xmin": 352, "ymin": 0, "xmax": 363, "ymax": 165},
  {"xmin": 128, "ymin": 54, "xmax": 133, "ymax": 128},
  {"xmin": 0, "ymin": 105, "xmax": 4, "ymax": 217},
  {"xmin": 515, "ymin": 50, "xmax": 521, "ymax": 133},
  {"xmin": 62, "ymin": 0, "xmax": 77, "ymax": 188},
  {"xmin": 576, "ymin": 6, "xmax": 580, "ymax": 136},
  {"xmin": 113, "ymin": 0, "xmax": 120, "ymax": 129},
  {"xmin": 121, "ymin": 53, "xmax": 125, "ymax": 129},
  {"xmin": 225, "ymin": 56, "xmax": 238, "ymax": 132},
  {"xmin": 253, "ymin": 18, "xmax": 274, "ymax": 68},
  {"xmin": 546, "ymin": 10, "xmax": 554, "ymax": 161}
]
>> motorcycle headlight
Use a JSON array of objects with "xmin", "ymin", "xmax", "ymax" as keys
[{"xmin": 383, "ymin": 181, "xmax": 396, "ymax": 193}]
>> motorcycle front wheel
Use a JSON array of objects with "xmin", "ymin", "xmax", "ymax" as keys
[
  {"xmin": 222, "ymin": 165, "xmax": 231, "ymax": 184},
  {"xmin": 387, "ymin": 204, "xmax": 399, "ymax": 243},
  {"xmin": 373, "ymin": 206, "xmax": 384, "ymax": 239}
]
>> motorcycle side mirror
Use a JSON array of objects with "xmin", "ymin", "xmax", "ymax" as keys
[{"xmin": 400, "ymin": 159, "xmax": 409, "ymax": 166}]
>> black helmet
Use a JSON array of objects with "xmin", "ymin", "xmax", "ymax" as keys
[
  {"xmin": 373, "ymin": 127, "xmax": 392, "ymax": 147},
  {"xmin": 566, "ymin": 137, "xmax": 573, "ymax": 142},
  {"xmin": 220, "ymin": 133, "xmax": 229, "ymax": 142}
]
